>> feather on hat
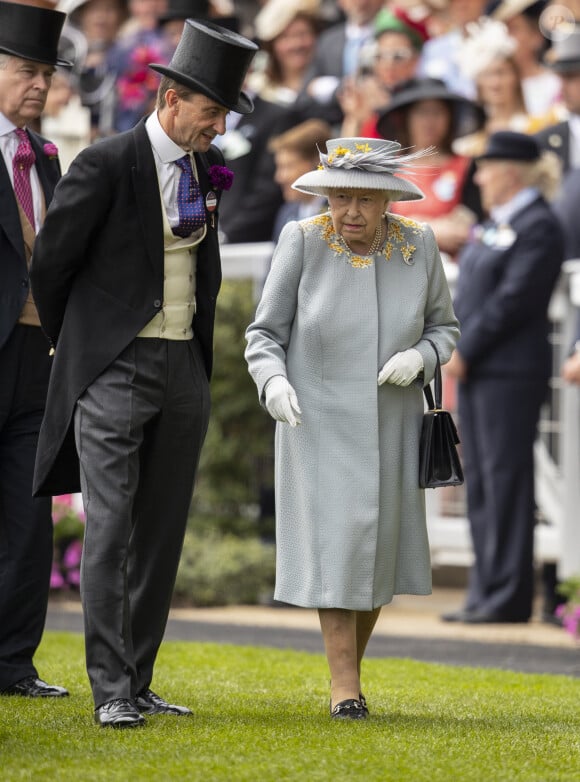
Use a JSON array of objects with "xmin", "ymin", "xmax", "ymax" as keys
[{"xmin": 292, "ymin": 137, "xmax": 426, "ymax": 201}]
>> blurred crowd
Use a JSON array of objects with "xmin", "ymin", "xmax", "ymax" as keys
[{"xmin": 21, "ymin": 0, "xmax": 580, "ymax": 255}]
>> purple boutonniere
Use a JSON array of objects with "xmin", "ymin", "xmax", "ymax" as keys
[
  {"xmin": 43, "ymin": 142, "xmax": 59, "ymax": 160},
  {"xmin": 207, "ymin": 165, "xmax": 234, "ymax": 191}
]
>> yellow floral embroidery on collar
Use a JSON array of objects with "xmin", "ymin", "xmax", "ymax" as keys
[{"xmin": 305, "ymin": 213, "xmax": 423, "ymax": 268}]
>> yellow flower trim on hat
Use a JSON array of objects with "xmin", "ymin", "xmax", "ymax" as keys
[
  {"xmin": 326, "ymin": 146, "xmax": 351, "ymax": 165},
  {"xmin": 325, "ymin": 143, "xmax": 374, "ymax": 167},
  {"xmin": 305, "ymin": 213, "xmax": 423, "ymax": 268}
]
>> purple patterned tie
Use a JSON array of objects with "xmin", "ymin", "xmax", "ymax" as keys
[
  {"xmin": 13, "ymin": 128, "xmax": 36, "ymax": 228},
  {"xmin": 173, "ymin": 154, "xmax": 205, "ymax": 237}
]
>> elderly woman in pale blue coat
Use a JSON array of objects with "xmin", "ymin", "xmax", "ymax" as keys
[{"xmin": 245, "ymin": 137, "xmax": 459, "ymax": 720}]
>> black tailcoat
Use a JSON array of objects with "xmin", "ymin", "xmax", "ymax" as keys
[
  {"xmin": 0, "ymin": 126, "xmax": 61, "ymax": 690},
  {"xmin": 30, "ymin": 119, "xmax": 224, "ymax": 496}
]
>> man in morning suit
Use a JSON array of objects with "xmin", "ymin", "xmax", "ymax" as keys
[
  {"xmin": 0, "ymin": 1, "xmax": 70, "ymax": 700},
  {"xmin": 535, "ymin": 26, "xmax": 580, "ymax": 173},
  {"xmin": 30, "ymin": 20, "xmax": 257, "ymax": 728},
  {"xmin": 442, "ymin": 132, "xmax": 564, "ymax": 625}
]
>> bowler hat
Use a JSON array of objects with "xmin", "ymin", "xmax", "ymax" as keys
[
  {"xmin": 0, "ymin": 1, "xmax": 72, "ymax": 67},
  {"xmin": 158, "ymin": 0, "xmax": 209, "ymax": 25},
  {"xmin": 377, "ymin": 77, "xmax": 484, "ymax": 140},
  {"xmin": 545, "ymin": 26, "xmax": 580, "ymax": 74},
  {"xmin": 149, "ymin": 19, "xmax": 258, "ymax": 114},
  {"xmin": 476, "ymin": 130, "xmax": 540, "ymax": 161}
]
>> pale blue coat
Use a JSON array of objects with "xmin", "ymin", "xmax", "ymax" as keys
[{"xmin": 245, "ymin": 213, "xmax": 459, "ymax": 610}]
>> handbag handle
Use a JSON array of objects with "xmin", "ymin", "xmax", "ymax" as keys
[{"xmin": 423, "ymin": 339, "xmax": 442, "ymax": 411}]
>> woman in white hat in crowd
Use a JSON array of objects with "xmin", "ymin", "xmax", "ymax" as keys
[
  {"xmin": 248, "ymin": 0, "xmax": 321, "ymax": 108},
  {"xmin": 454, "ymin": 16, "xmax": 556, "ymax": 157},
  {"xmin": 245, "ymin": 137, "xmax": 459, "ymax": 719}
]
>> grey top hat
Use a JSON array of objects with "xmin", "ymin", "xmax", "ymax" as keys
[
  {"xmin": 0, "ymin": 1, "xmax": 72, "ymax": 68},
  {"xmin": 149, "ymin": 19, "xmax": 258, "ymax": 114},
  {"xmin": 546, "ymin": 26, "xmax": 580, "ymax": 73},
  {"xmin": 292, "ymin": 138, "xmax": 425, "ymax": 202},
  {"xmin": 158, "ymin": 0, "xmax": 209, "ymax": 25}
]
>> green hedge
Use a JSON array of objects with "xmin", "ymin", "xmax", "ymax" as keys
[
  {"xmin": 188, "ymin": 279, "xmax": 275, "ymax": 540},
  {"xmin": 175, "ymin": 530, "xmax": 276, "ymax": 606}
]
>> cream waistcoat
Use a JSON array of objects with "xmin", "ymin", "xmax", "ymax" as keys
[{"xmin": 138, "ymin": 177, "xmax": 206, "ymax": 340}]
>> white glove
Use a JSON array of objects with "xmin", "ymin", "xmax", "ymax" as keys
[
  {"xmin": 264, "ymin": 376, "xmax": 302, "ymax": 426},
  {"xmin": 378, "ymin": 348, "xmax": 424, "ymax": 387}
]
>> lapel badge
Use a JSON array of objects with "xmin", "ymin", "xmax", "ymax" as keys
[
  {"xmin": 548, "ymin": 134, "xmax": 563, "ymax": 148},
  {"xmin": 205, "ymin": 191, "xmax": 217, "ymax": 212},
  {"xmin": 494, "ymin": 223, "xmax": 517, "ymax": 248}
]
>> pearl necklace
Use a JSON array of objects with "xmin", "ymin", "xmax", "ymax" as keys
[
  {"xmin": 366, "ymin": 221, "xmax": 385, "ymax": 255},
  {"xmin": 340, "ymin": 220, "xmax": 385, "ymax": 257}
]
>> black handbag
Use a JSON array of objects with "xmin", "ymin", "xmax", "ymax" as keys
[{"xmin": 419, "ymin": 340, "xmax": 464, "ymax": 489}]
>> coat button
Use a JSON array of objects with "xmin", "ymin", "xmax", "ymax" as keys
[
  {"xmin": 154, "ymin": 299, "xmax": 162, "ymax": 308},
  {"xmin": 21, "ymin": 278, "xmax": 28, "ymax": 287}
]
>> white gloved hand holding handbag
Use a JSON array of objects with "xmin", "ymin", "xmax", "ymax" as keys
[
  {"xmin": 264, "ymin": 375, "xmax": 302, "ymax": 426},
  {"xmin": 378, "ymin": 348, "xmax": 424, "ymax": 387}
]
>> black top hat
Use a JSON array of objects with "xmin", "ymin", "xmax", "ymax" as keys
[
  {"xmin": 545, "ymin": 26, "xmax": 580, "ymax": 74},
  {"xmin": 159, "ymin": 0, "xmax": 209, "ymax": 25},
  {"xmin": 476, "ymin": 130, "xmax": 540, "ymax": 161},
  {"xmin": 376, "ymin": 77, "xmax": 484, "ymax": 140},
  {"xmin": 149, "ymin": 19, "xmax": 257, "ymax": 114},
  {"xmin": 485, "ymin": 0, "xmax": 547, "ymax": 21},
  {"xmin": 0, "ymin": 1, "xmax": 72, "ymax": 68}
]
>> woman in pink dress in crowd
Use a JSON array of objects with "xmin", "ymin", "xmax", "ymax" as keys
[{"xmin": 377, "ymin": 76, "xmax": 484, "ymax": 261}]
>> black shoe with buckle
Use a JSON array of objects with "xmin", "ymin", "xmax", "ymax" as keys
[
  {"xmin": 135, "ymin": 688, "xmax": 192, "ymax": 716},
  {"xmin": 1, "ymin": 676, "xmax": 69, "ymax": 698},
  {"xmin": 330, "ymin": 698, "xmax": 368, "ymax": 720},
  {"xmin": 94, "ymin": 698, "xmax": 145, "ymax": 728}
]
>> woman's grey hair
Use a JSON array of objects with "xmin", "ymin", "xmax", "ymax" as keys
[
  {"xmin": 323, "ymin": 188, "xmax": 394, "ymax": 201},
  {"xmin": 0, "ymin": 53, "xmax": 9, "ymax": 69}
]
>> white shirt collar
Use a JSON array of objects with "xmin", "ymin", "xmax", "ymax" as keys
[
  {"xmin": 344, "ymin": 21, "xmax": 373, "ymax": 40},
  {"xmin": 145, "ymin": 110, "xmax": 188, "ymax": 163},
  {"xmin": 491, "ymin": 186, "xmax": 540, "ymax": 225},
  {"xmin": 0, "ymin": 112, "xmax": 18, "ymax": 137},
  {"xmin": 568, "ymin": 114, "xmax": 580, "ymax": 167}
]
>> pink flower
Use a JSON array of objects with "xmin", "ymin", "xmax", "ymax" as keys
[
  {"xmin": 43, "ymin": 142, "xmax": 58, "ymax": 159},
  {"xmin": 63, "ymin": 539, "xmax": 83, "ymax": 569},
  {"xmin": 50, "ymin": 564, "xmax": 66, "ymax": 590},
  {"xmin": 208, "ymin": 165, "xmax": 234, "ymax": 191}
]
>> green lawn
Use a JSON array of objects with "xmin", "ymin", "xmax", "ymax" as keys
[{"xmin": 1, "ymin": 632, "xmax": 579, "ymax": 781}]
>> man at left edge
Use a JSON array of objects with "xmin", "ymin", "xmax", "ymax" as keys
[{"xmin": 0, "ymin": 0, "xmax": 70, "ymax": 700}]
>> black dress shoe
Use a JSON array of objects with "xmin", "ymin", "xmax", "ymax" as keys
[
  {"xmin": 462, "ymin": 611, "xmax": 529, "ymax": 624},
  {"xmin": 359, "ymin": 693, "xmax": 369, "ymax": 716},
  {"xmin": 541, "ymin": 610, "xmax": 563, "ymax": 627},
  {"xmin": 94, "ymin": 698, "xmax": 145, "ymax": 728},
  {"xmin": 135, "ymin": 688, "xmax": 192, "ymax": 716},
  {"xmin": 1, "ymin": 676, "xmax": 69, "ymax": 697},
  {"xmin": 330, "ymin": 698, "xmax": 368, "ymax": 720},
  {"xmin": 441, "ymin": 609, "xmax": 472, "ymax": 623}
]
